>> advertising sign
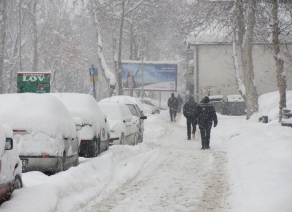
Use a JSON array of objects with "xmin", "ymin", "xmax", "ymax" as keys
[
  {"xmin": 17, "ymin": 72, "xmax": 50, "ymax": 93},
  {"xmin": 122, "ymin": 61, "xmax": 177, "ymax": 91}
]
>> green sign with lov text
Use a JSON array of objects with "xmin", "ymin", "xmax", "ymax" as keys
[{"xmin": 17, "ymin": 72, "xmax": 51, "ymax": 93}]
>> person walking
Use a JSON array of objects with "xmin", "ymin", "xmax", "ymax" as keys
[
  {"xmin": 168, "ymin": 93, "xmax": 178, "ymax": 122},
  {"xmin": 196, "ymin": 96, "xmax": 218, "ymax": 150},
  {"xmin": 177, "ymin": 94, "xmax": 184, "ymax": 113},
  {"xmin": 183, "ymin": 96, "xmax": 197, "ymax": 140}
]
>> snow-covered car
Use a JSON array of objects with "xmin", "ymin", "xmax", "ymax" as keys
[
  {"xmin": 258, "ymin": 91, "xmax": 292, "ymax": 123},
  {"xmin": 48, "ymin": 93, "xmax": 109, "ymax": 157},
  {"xmin": 0, "ymin": 93, "xmax": 79, "ymax": 173},
  {"xmin": 140, "ymin": 99, "xmax": 158, "ymax": 114},
  {"xmin": 225, "ymin": 94, "xmax": 246, "ymax": 116},
  {"xmin": 98, "ymin": 102, "xmax": 139, "ymax": 145},
  {"xmin": 281, "ymin": 108, "xmax": 292, "ymax": 127},
  {"xmin": 0, "ymin": 123, "xmax": 22, "ymax": 204},
  {"xmin": 139, "ymin": 99, "xmax": 155, "ymax": 114},
  {"xmin": 143, "ymin": 98, "xmax": 161, "ymax": 114},
  {"xmin": 100, "ymin": 96, "xmax": 147, "ymax": 143}
]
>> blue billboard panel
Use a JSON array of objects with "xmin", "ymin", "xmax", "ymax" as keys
[{"xmin": 122, "ymin": 62, "xmax": 177, "ymax": 91}]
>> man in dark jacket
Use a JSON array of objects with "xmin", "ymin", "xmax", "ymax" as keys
[
  {"xmin": 183, "ymin": 96, "xmax": 197, "ymax": 140},
  {"xmin": 168, "ymin": 93, "xmax": 178, "ymax": 122},
  {"xmin": 196, "ymin": 96, "xmax": 218, "ymax": 149}
]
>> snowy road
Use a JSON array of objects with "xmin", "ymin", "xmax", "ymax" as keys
[
  {"xmin": 82, "ymin": 112, "xmax": 230, "ymax": 212},
  {"xmin": 2, "ymin": 109, "xmax": 292, "ymax": 212}
]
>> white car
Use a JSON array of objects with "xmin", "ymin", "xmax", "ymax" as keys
[
  {"xmin": 139, "ymin": 99, "xmax": 158, "ymax": 114},
  {"xmin": 143, "ymin": 98, "xmax": 161, "ymax": 114},
  {"xmin": 49, "ymin": 93, "xmax": 109, "ymax": 157},
  {"xmin": 100, "ymin": 96, "xmax": 147, "ymax": 143},
  {"xmin": 0, "ymin": 93, "xmax": 79, "ymax": 173},
  {"xmin": 98, "ymin": 102, "xmax": 139, "ymax": 145},
  {"xmin": 0, "ymin": 123, "xmax": 22, "ymax": 203}
]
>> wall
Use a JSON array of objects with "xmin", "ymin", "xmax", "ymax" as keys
[{"xmin": 190, "ymin": 43, "xmax": 292, "ymax": 102}]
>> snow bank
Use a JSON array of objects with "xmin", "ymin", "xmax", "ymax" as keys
[
  {"xmin": 0, "ymin": 93, "xmax": 76, "ymax": 139},
  {"xmin": 214, "ymin": 116, "xmax": 292, "ymax": 212},
  {"xmin": 0, "ymin": 143, "xmax": 159, "ymax": 212}
]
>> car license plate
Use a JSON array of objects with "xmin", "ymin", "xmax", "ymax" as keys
[{"xmin": 22, "ymin": 159, "xmax": 27, "ymax": 167}]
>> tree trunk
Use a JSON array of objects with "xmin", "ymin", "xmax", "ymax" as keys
[
  {"xmin": 0, "ymin": 0, "xmax": 7, "ymax": 93},
  {"xmin": 271, "ymin": 0, "xmax": 286, "ymax": 121},
  {"xmin": 241, "ymin": 0, "xmax": 259, "ymax": 119},
  {"xmin": 117, "ymin": 0, "xmax": 125, "ymax": 95},
  {"xmin": 90, "ymin": 4, "xmax": 116, "ymax": 96}
]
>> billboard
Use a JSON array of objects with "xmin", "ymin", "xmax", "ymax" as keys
[
  {"xmin": 122, "ymin": 61, "xmax": 177, "ymax": 91},
  {"xmin": 17, "ymin": 72, "xmax": 50, "ymax": 93}
]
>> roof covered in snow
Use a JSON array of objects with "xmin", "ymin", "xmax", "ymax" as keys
[{"xmin": 0, "ymin": 93, "xmax": 76, "ymax": 138}]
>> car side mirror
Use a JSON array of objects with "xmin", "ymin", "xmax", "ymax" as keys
[
  {"xmin": 5, "ymin": 138, "xmax": 13, "ymax": 150},
  {"xmin": 140, "ymin": 116, "xmax": 147, "ymax": 120}
]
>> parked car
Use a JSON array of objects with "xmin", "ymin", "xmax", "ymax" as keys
[
  {"xmin": 209, "ymin": 95, "xmax": 225, "ymax": 115},
  {"xmin": 281, "ymin": 108, "xmax": 292, "ymax": 127},
  {"xmin": 49, "ymin": 93, "xmax": 109, "ymax": 157},
  {"xmin": 224, "ymin": 94, "xmax": 246, "ymax": 116},
  {"xmin": 139, "ymin": 99, "xmax": 155, "ymax": 114},
  {"xmin": 98, "ymin": 102, "xmax": 139, "ymax": 145},
  {"xmin": 0, "ymin": 123, "xmax": 22, "ymax": 204},
  {"xmin": 140, "ymin": 98, "xmax": 159, "ymax": 114},
  {"xmin": 0, "ymin": 93, "xmax": 79, "ymax": 173},
  {"xmin": 100, "ymin": 96, "xmax": 147, "ymax": 143},
  {"xmin": 143, "ymin": 97, "xmax": 161, "ymax": 114}
]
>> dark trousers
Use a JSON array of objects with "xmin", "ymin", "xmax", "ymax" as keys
[
  {"xmin": 169, "ymin": 109, "xmax": 177, "ymax": 121},
  {"xmin": 200, "ymin": 128, "xmax": 211, "ymax": 148},
  {"xmin": 186, "ymin": 117, "xmax": 196, "ymax": 138}
]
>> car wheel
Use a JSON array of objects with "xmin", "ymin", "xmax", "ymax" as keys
[
  {"xmin": 120, "ymin": 134, "xmax": 126, "ymax": 145},
  {"xmin": 13, "ymin": 175, "xmax": 23, "ymax": 190}
]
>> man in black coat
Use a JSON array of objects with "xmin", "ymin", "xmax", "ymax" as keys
[
  {"xmin": 183, "ymin": 96, "xmax": 197, "ymax": 140},
  {"xmin": 196, "ymin": 96, "xmax": 218, "ymax": 149},
  {"xmin": 168, "ymin": 93, "xmax": 178, "ymax": 122}
]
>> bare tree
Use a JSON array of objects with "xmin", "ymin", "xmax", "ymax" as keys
[
  {"xmin": 271, "ymin": 0, "xmax": 287, "ymax": 121},
  {"xmin": 0, "ymin": 0, "xmax": 8, "ymax": 93}
]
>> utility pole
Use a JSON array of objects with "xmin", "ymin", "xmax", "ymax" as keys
[
  {"xmin": 19, "ymin": 0, "xmax": 22, "ymax": 72},
  {"xmin": 141, "ymin": 33, "xmax": 145, "ymax": 99}
]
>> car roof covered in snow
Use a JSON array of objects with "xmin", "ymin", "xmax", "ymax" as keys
[
  {"xmin": 0, "ymin": 93, "xmax": 76, "ymax": 138},
  {"xmin": 48, "ymin": 93, "xmax": 105, "ymax": 127},
  {"xmin": 227, "ymin": 95, "xmax": 245, "ymax": 102},
  {"xmin": 99, "ymin": 95, "xmax": 144, "ymax": 112}
]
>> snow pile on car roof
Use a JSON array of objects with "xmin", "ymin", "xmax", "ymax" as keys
[
  {"xmin": 100, "ymin": 95, "xmax": 143, "ymax": 112},
  {"xmin": 227, "ymin": 95, "xmax": 245, "ymax": 102},
  {"xmin": 0, "ymin": 93, "xmax": 76, "ymax": 138},
  {"xmin": 48, "ymin": 93, "xmax": 104, "ymax": 135},
  {"xmin": 258, "ymin": 90, "xmax": 292, "ymax": 119}
]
